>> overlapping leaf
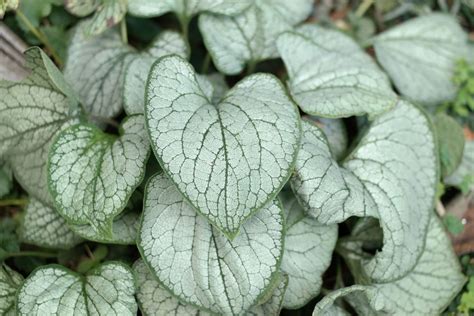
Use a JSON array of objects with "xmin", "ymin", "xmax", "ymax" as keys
[
  {"xmin": 127, "ymin": 0, "xmax": 251, "ymax": 20},
  {"xmin": 314, "ymin": 216, "xmax": 466, "ymax": 315},
  {"xmin": 0, "ymin": 47, "xmax": 80, "ymax": 205},
  {"xmin": 89, "ymin": 0, "xmax": 126, "ymax": 35},
  {"xmin": 305, "ymin": 117, "xmax": 347, "ymax": 160},
  {"xmin": 138, "ymin": 173, "xmax": 284, "ymax": 315},
  {"xmin": 445, "ymin": 140, "xmax": 474, "ymax": 191},
  {"xmin": 291, "ymin": 100, "xmax": 437, "ymax": 282},
  {"xmin": 48, "ymin": 115, "xmax": 150, "ymax": 239},
  {"xmin": 66, "ymin": 0, "xmax": 127, "ymax": 35},
  {"xmin": 20, "ymin": 197, "xmax": 83, "ymax": 249},
  {"xmin": 0, "ymin": 264, "xmax": 23, "ymax": 315},
  {"xmin": 199, "ymin": 0, "xmax": 313, "ymax": 74},
  {"xmin": 17, "ymin": 262, "xmax": 137, "ymax": 315},
  {"xmin": 64, "ymin": 22, "xmax": 134, "ymax": 118},
  {"xmin": 70, "ymin": 212, "xmax": 140, "ymax": 244},
  {"xmin": 145, "ymin": 55, "xmax": 300, "ymax": 237},
  {"xmin": 279, "ymin": 190, "xmax": 337, "ymax": 309},
  {"xmin": 277, "ymin": 24, "xmax": 397, "ymax": 118},
  {"xmin": 133, "ymin": 259, "xmax": 288, "ymax": 316},
  {"xmin": 374, "ymin": 13, "xmax": 469, "ymax": 105},
  {"xmin": 434, "ymin": 113, "xmax": 465, "ymax": 177},
  {"xmin": 123, "ymin": 31, "xmax": 189, "ymax": 115}
]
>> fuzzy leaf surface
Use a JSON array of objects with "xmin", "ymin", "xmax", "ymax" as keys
[
  {"xmin": 313, "ymin": 216, "xmax": 466, "ymax": 315},
  {"xmin": 20, "ymin": 197, "xmax": 83, "ymax": 249},
  {"xmin": 127, "ymin": 0, "xmax": 251, "ymax": 19},
  {"xmin": 145, "ymin": 55, "xmax": 300, "ymax": 237},
  {"xmin": 0, "ymin": 264, "xmax": 23, "ymax": 316},
  {"xmin": 138, "ymin": 173, "xmax": 284, "ymax": 315},
  {"xmin": 374, "ymin": 13, "xmax": 469, "ymax": 105},
  {"xmin": 49, "ymin": 115, "xmax": 149, "ymax": 238},
  {"xmin": 64, "ymin": 23, "xmax": 133, "ymax": 118},
  {"xmin": 291, "ymin": 100, "xmax": 437, "ymax": 282},
  {"xmin": 277, "ymin": 25, "xmax": 397, "ymax": 118},
  {"xmin": 279, "ymin": 190, "xmax": 337, "ymax": 309},
  {"xmin": 0, "ymin": 47, "xmax": 79, "ymax": 205},
  {"xmin": 199, "ymin": 0, "xmax": 313, "ymax": 74},
  {"xmin": 17, "ymin": 262, "xmax": 137, "ymax": 315},
  {"xmin": 123, "ymin": 32, "xmax": 189, "ymax": 115}
]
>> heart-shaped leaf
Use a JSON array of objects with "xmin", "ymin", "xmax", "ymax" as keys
[
  {"xmin": 277, "ymin": 24, "xmax": 397, "ymax": 118},
  {"xmin": 123, "ymin": 31, "xmax": 189, "ymax": 115},
  {"xmin": 199, "ymin": 0, "xmax": 313, "ymax": 75},
  {"xmin": 133, "ymin": 259, "xmax": 288, "ymax": 316},
  {"xmin": 0, "ymin": 264, "xmax": 23, "ymax": 315},
  {"xmin": 48, "ymin": 115, "xmax": 150, "ymax": 238},
  {"xmin": 314, "ymin": 215, "xmax": 466, "ymax": 315},
  {"xmin": 0, "ymin": 47, "xmax": 79, "ymax": 205},
  {"xmin": 65, "ymin": 22, "xmax": 134, "ymax": 118},
  {"xmin": 20, "ymin": 197, "xmax": 83, "ymax": 249},
  {"xmin": 145, "ymin": 55, "xmax": 300, "ymax": 237},
  {"xmin": 291, "ymin": 100, "xmax": 437, "ymax": 282},
  {"xmin": 127, "ymin": 0, "xmax": 251, "ymax": 20},
  {"xmin": 17, "ymin": 262, "xmax": 137, "ymax": 315},
  {"xmin": 374, "ymin": 13, "xmax": 469, "ymax": 105},
  {"xmin": 279, "ymin": 190, "xmax": 337, "ymax": 309},
  {"xmin": 138, "ymin": 173, "xmax": 284, "ymax": 315}
]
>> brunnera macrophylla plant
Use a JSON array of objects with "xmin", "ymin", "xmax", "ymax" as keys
[{"xmin": 0, "ymin": 0, "xmax": 471, "ymax": 314}]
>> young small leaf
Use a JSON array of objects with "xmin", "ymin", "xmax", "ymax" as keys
[
  {"xmin": 17, "ymin": 262, "xmax": 137, "ymax": 315},
  {"xmin": 64, "ymin": 22, "xmax": 134, "ymax": 118},
  {"xmin": 123, "ymin": 31, "xmax": 189, "ymax": 115},
  {"xmin": 20, "ymin": 197, "xmax": 83, "ymax": 249},
  {"xmin": 277, "ymin": 24, "xmax": 397, "ymax": 118},
  {"xmin": 0, "ymin": 47, "xmax": 79, "ymax": 205},
  {"xmin": 445, "ymin": 140, "xmax": 474, "ymax": 191},
  {"xmin": 279, "ymin": 190, "xmax": 337, "ymax": 309},
  {"xmin": 145, "ymin": 55, "xmax": 300, "ymax": 237},
  {"xmin": 434, "ymin": 112, "xmax": 465, "ymax": 177},
  {"xmin": 291, "ymin": 100, "xmax": 437, "ymax": 282},
  {"xmin": 199, "ymin": 0, "xmax": 313, "ymax": 75},
  {"xmin": 374, "ymin": 13, "xmax": 469, "ymax": 105},
  {"xmin": 65, "ymin": 0, "xmax": 99, "ymax": 17},
  {"xmin": 0, "ymin": 264, "xmax": 23, "ymax": 315},
  {"xmin": 83, "ymin": 0, "xmax": 127, "ymax": 36},
  {"xmin": 314, "ymin": 215, "xmax": 466, "ymax": 315},
  {"xmin": 138, "ymin": 173, "xmax": 284, "ymax": 315},
  {"xmin": 127, "ymin": 0, "xmax": 251, "ymax": 19},
  {"xmin": 48, "ymin": 115, "xmax": 150, "ymax": 238}
]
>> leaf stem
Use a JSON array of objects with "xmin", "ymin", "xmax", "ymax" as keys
[
  {"xmin": 201, "ymin": 53, "xmax": 211, "ymax": 74},
  {"xmin": 246, "ymin": 61, "xmax": 257, "ymax": 76},
  {"xmin": 6, "ymin": 251, "xmax": 57, "ymax": 259},
  {"xmin": 120, "ymin": 19, "xmax": 128, "ymax": 44},
  {"xmin": 89, "ymin": 115, "xmax": 120, "ymax": 129},
  {"xmin": 15, "ymin": 10, "xmax": 63, "ymax": 67},
  {"xmin": 0, "ymin": 198, "xmax": 28, "ymax": 207},
  {"xmin": 355, "ymin": 0, "xmax": 374, "ymax": 17},
  {"xmin": 178, "ymin": 15, "xmax": 190, "ymax": 53}
]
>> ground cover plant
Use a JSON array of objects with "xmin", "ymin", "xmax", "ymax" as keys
[{"xmin": 0, "ymin": 0, "xmax": 474, "ymax": 315}]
